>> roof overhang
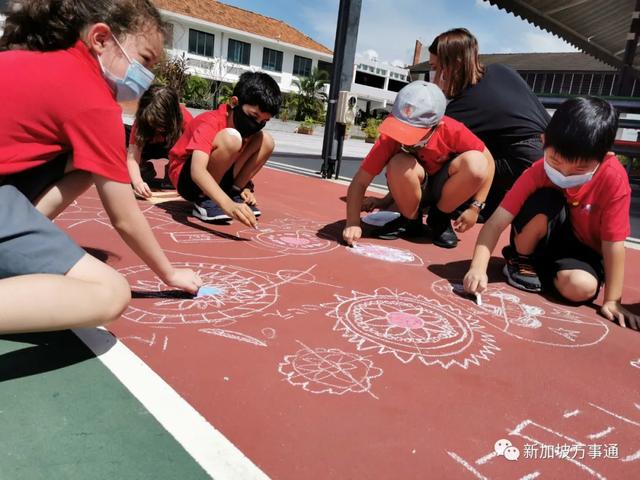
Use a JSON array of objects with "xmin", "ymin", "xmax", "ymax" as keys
[{"xmin": 487, "ymin": 0, "xmax": 640, "ymax": 74}]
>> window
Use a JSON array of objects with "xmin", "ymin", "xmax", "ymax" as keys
[
  {"xmin": 228, "ymin": 39, "xmax": 251, "ymax": 65},
  {"xmin": 164, "ymin": 23, "xmax": 174, "ymax": 48},
  {"xmin": 355, "ymin": 71, "xmax": 385, "ymax": 89},
  {"xmin": 318, "ymin": 60, "xmax": 333, "ymax": 77},
  {"xmin": 293, "ymin": 55, "xmax": 312, "ymax": 77},
  {"xmin": 188, "ymin": 29, "xmax": 214, "ymax": 57},
  {"xmin": 388, "ymin": 79, "xmax": 408, "ymax": 92},
  {"xmin": 590, "ymin": 74, "xmax": 603, "ymax": 95},
  {"xmin": 262, "ymin": 47, "xmax": 283, "ymax": 72}
]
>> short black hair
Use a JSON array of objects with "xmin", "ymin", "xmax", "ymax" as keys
[
  {"xmin": 428, "ymin": 36, "xmax": 438, "ymax": 55},
  {"xmin": 544, "ymin": 96, "xmax": 618, "ymax": 163},
  {"xmin": 233, "ymin": 72, "xmax": 282, "ymax": 116}
]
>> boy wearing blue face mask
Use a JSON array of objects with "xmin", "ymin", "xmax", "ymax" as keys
[
  {"xmin": 167, "ymin": 72, "xmax": 282, "ymax": 227},
  {"xmin": 464, "ymin": 97, "xmax": 638, "ymax": 330}
]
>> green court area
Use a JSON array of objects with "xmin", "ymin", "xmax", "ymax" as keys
[{"xmin": 0, "ymin": 331, "xmax": 209, "ymax": 480}]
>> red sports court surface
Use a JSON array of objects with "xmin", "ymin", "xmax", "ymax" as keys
[{"xmin": 58, "ymin": 166, "xmax": 640, "ymax": 479}]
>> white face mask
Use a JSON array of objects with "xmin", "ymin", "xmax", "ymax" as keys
[
  {"xmin": 428, "ymin": 70, "xmax": 436, "ymax": 83},
  {"xmin": 543, "ymin": 158, "xmax": 598, "ymax": 189}
]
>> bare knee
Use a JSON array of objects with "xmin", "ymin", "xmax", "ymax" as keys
[
  {"xmin": 457, "ymin": 150, "xmax": 489, "ymax": 183},
  {"xmin": 554, "ymin": 270, "xmax": 598, "ymax": 303},
  {"xmin": 260, "ymin": 130, "xmax": 275, "ymax": 154},
  {"xmin": 387, "ymin": 153, "xmax": 421, "ymax": 182},
  {"xmin": 214, "ymin": 128, "xmax": 243, "ymax": 154},
  {"xmin": 100, "ymin": 271, "xmax": 131, "ymax": 325}
]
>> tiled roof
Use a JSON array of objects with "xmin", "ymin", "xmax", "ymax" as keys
[
  {"xmin": 154, "ymin": 0, "xmax": 333, "ymax": 55},
  {"xmin": 410, "ymin": 52, "xmax": 614, "ymax": 73}
]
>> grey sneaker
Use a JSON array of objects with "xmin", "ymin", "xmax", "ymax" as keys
[{"xmin": 502, "ymin": 246, "xmax": 542, "ymax": 292}]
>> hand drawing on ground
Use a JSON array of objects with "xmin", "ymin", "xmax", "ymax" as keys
[
  {"xmin": 119, "ymin": 263, "xmax": 331, "ymax": 329},
  {"xmin": 278, "ymin": 340, "xmax": 383, "ymax": 398},
  {"xmin": 431, "ymin": 280, "xmax": 609, "ymax": 347},
  {"xmin": 328, "ymin": 288, "xmax": 499, "ymax": 369},
  {"xmin": 347, "ymin": 243, "xmax": 424, "ymax": 265},
  {"xmin": 448, "ymin": 401, "xmax": 640, "ymax": 479}
]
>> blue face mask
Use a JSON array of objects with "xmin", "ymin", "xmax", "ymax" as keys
[
  {"xmin": 99, "ymin": 35, "xmax": 154, "ymax": 102},
  {"xmin": 543, "ymin": 158, "xmax": 598, "ymax": 189}
]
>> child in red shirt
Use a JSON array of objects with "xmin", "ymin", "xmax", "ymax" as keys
[
  {"xmin": 127, "ymin": 85, "xmax": 193, "ymax": 198},
  {"xmin": 343, "ymin": 81, "xmax": 494, "ymax": 248},
  {"xmin": 464, "ymin": 97, "xmax": 638, "ymax": 330},
  {"xmin": 0, "ymin": 0, "xmax": 201, "ymax": 333},
  {"xmin": 168, "ymin": 72, "xmax": 281, "ymax": 226}
]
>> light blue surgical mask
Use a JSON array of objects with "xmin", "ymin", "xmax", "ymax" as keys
[
  {"xmin": 543, "ymin": 158, "xmax": 598, "ymax": 189},
  {"xmin": 99, "ymin": 35, "xmax": 154, "ymax": 102}
]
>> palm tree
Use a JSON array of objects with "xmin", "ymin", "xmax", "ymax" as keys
[{"xmin": 291, "ymin": 67, "xmax": 329, "ymax": 121}]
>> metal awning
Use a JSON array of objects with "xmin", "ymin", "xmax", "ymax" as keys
[{"xmin": 487, "ymin": 0, "xmax": 640, "ymax": 73}]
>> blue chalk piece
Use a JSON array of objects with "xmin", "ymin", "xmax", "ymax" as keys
[{"xmin": 196, "ymin": 286, "xmax": 224, "ymax": 297}]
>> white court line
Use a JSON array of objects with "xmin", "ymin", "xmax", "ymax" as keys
[
  {"xmin": 475, "ymin": 451, "xmax": 497, "ymax": 465},
  {"xmin": 588, "ymin": 403, "xmax": 640, "ymax": 427},
  {"xmin": 564, "ymin": 409, "xmax": 581, "ymax": 418},
  {"xmin": 621, "ymin": 450, "xmax": 640, "ymax": 462},
  {"xmin": 74, "ymin": 328, "xmax": 269, "ymax": 480},
  {"xmin": 447, "ymin": 451, "xmax": 489, "ymax": 480},
  {"xmin": 587, "ymin": 426, "xmax": 615, "ymax": 440},
  {"xmin": 519, "ymin": 473, "xmax": 541, "ymax": 480}
]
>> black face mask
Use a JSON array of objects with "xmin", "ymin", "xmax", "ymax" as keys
[{"xmin": 233, "ymin": 106, "xmax": 266, "ymax": 138}]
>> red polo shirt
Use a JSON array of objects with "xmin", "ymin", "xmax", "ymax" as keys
[
  {"xmin": 501, "ymin": 155, "xmax": 631, "ymax": 252},
  {"xmin": 0, "ymin": 40, "xmax": 129, "ymax": 183},
  {"xmin": 129, "ymin": 105, "xmax": 194, "ymax": 147},
  {"xmin": 361, "ymin": 116, "xmax": 485, "ymax": 177},
  {"xmin": 168, "ymin": 104, "xmax": 229, "ymax": 188}
]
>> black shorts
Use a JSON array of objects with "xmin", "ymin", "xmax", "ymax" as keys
[
  {"xmin": 0, "ymin": 185, "xmax": 85, "ymax": 279},
  {"xmin": 177, "ymin": 157, "xmax": 236, "ymax": 202},
  {"xmin": 1, "ymin": 154, "xmax": 68, "ymax": 202},
  {"xmin": 511, "ymin": 188, "xmax": 604, "ymax": 298}
]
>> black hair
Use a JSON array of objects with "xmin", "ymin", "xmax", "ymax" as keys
[
  {"xmin": 0, "ymin": 0, "xmax": 163, "ymax": 52},
  {"xmin": 134, "ymin": 84, "xmax": 183, "ymax": 148},
  {"xmin": 544, "ymin": 96, "xmax": 618, "ymax": 163},
  {"xmin": 232, "ymin": 71, "xmax": 282, "ymax": 116}
]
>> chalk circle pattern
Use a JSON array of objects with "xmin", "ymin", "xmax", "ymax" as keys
[
  {"xmin": 328, "ymin": 288, "xmax": 499, "ymax": 369},
  {"xmin": 431, "ymin": 280, "xmax": 609, "ymax": 347},
  {"xmin": 119, "ymin": 263, "xmax": 277, "ymax": 325},
  {"xmin": 279, "ymin": 344, "xmax": 383, "ymax": 396}
]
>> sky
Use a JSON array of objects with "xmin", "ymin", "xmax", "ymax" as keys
[{"xmin": 221, "ymin": 0, "xmax": 577, "ymax": 66}]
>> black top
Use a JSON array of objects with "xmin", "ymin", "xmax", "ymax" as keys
[{"xmin": 445, "ymin": 63, "xmax": 550, "ymax": 158}]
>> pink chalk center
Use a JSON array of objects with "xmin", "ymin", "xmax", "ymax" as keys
[
  {"xmin": 280, "ymin": 236, "xmax": 310, "ymax": 246},
  {"xmin": 387, "ymin": 312, "xmax": 424, "ymax": 329}
]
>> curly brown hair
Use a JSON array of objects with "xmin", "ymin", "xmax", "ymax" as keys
[{"xmin": 0, "ymin": 0, "xmax": 164, "ymax": 51}]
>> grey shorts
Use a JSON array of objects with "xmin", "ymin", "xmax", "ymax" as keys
[{"xmin": 0, "ymin": 185, "xmax": 85, "ymax": 279}]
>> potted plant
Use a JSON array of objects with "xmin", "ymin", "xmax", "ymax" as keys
[
  {"xmin": 297, "ymin": 117, "xmax": 315, "ymax": 135},
  {"xmin": 363, "ymin": 118, "xmax": 382, "ymax": 143}
]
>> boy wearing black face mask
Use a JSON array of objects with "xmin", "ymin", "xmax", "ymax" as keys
[{"xmin": 167, "ymin": 72, "xmax": 282, "ymax": 226}]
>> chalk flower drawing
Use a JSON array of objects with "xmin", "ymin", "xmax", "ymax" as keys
[
  {"xmin": 329, "ymin": 288, "xmax": 499, "ymax": 369},
  {"xmin": 279, "ymin": 341, "xmax": 383, "ymax": 397}
]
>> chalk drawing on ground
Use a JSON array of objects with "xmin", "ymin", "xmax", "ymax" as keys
[
  {"xmin": 119, "ymin": 263, "xmax": 327, "ymax": 327},
  {"xmin": 53, "ymin": 200, "xmax": 113, "ymax": 230},
  {"xmin": 448, "ymin": 401, "xmax": 639, "ymax": 479},
  {"xmin": 278, "ymin": 340, "xmax": 383, "ymax": 398},
  {"xmin": 431, "ymin": 280, "xmax": 609, "ymax": 347},
  {"xmin": 630, "ymin": 358, "xmax": 640, "ymax": 369},
  {"xmin": 328, "ymin": 288, "xmax": 499, "ymax": 369},
  {"xmin": 347, "ymin": 243, "xmax": 424, "ymax": 265}
]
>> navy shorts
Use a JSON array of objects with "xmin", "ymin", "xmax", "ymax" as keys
[
  {"xmin": 177, "ymin": 158, "xmax": 239, "ymax": 202},
  {"xmin": 0, "ymin": 185, "xmax": 85, "ymax": 279},
  {"xmin": 511, "ymin": 188, "xmax": 604, "ymax": 298}
]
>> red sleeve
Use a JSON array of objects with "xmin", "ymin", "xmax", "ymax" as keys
[
  {"xmin": 449, "ymin": 119, "xmax": 485, "ymax": 152},
  {"xmin": 63, "ymin": 107, "xmax": 129, "ymax": 183},
  {"xmin": 128, "ymin": 121, "xmax": 137, "ymax": 146},
  {"xmin": 500, "ymin": 162, "xmax": 547, "ymax": 216},
  {"xmin": 600, "ymin": 191, "xmax": 631, "ymax": 242},
  {"xmin": 361, "ymin": 135, "xmax": 401, "ymax": 176},
  {"xmin": 186, "ymin": 121, "xmax": 218, "ymax": 156}
]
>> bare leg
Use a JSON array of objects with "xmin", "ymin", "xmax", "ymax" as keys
[
  {"xmin": 513, "ymin": 214, "xmax": 548, "ymax": 255},
  {"xmin": 0, "ymin": 254, "xmax": 131, "ymax": 334},
  {"xmin": 206, "ymin": 128, "xmax": 244, "ymax": 182},
  {"xmin": 437, "ymin": 150, "xmax": 490, "ymax": 213},
  {"xmin": 34, "ymin": 170, "xmax": 94, "ymax": 219},
  {"xmin": 231, "ymin": 131, "xmax": 275, "ymax": 188},
  {"xmin": 385, "ymin": 152, "xmax": 425, "ymax": 220},
  {"xmin": 554, "ymin": 269, "xmax": 598, "ymax": 303}
]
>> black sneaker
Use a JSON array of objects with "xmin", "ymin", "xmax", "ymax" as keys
[
  {"xmin": 230, "ymin": 192, "xmax": 261, "ymax": 217},
  {"xmin": 426, "ymin": 207, "xmax": 458, "ymax": 249},
  {"xmin": 192, "ymin": 198, "xmax": 231, "ymax": 221},
  {"xmin": 502, "ymin": 246, "xmax": 542, "ymax": 292},
  {"xmin": 373, "ymin": 214, "xmax": 424, "ymax": 240}
]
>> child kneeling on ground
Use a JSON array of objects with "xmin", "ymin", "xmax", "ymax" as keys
[
  {"xmin": 343, "ymin": 81, "xmax": 494, "ymax": 249},
  {"xmin": 127, "ymin": 84, "xmax": 193, "ymax": 198},
  {"xmin": 464, "ymin": 97, "xmax": 638, "ymax": 330},
  {"xmin": 167, "ymin": 72, "xmax": 281, "ymax": 227}
]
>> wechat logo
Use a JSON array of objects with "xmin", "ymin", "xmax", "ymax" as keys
[{"xmin": 495, "ymin": 439, "xmax": 520, "ymax": 461}]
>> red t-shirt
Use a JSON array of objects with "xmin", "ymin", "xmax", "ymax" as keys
[
  {"xmin": 361, "ymin": 116, "xmax": 485, "ymax": 177},
  {"xmin": 168, "ymin": 104, "xmax": 229, "ymax": 187},
  {"xmin": 129, "ymin": 105, "xmax": 194, "ymax": 147},
  {"xmin": 500, "ymin": 155, "xmax": 631, "ymax": 252},
  {"xmin": 0, "ymin": 40, "xmax": 129, "ymax": 182}
]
